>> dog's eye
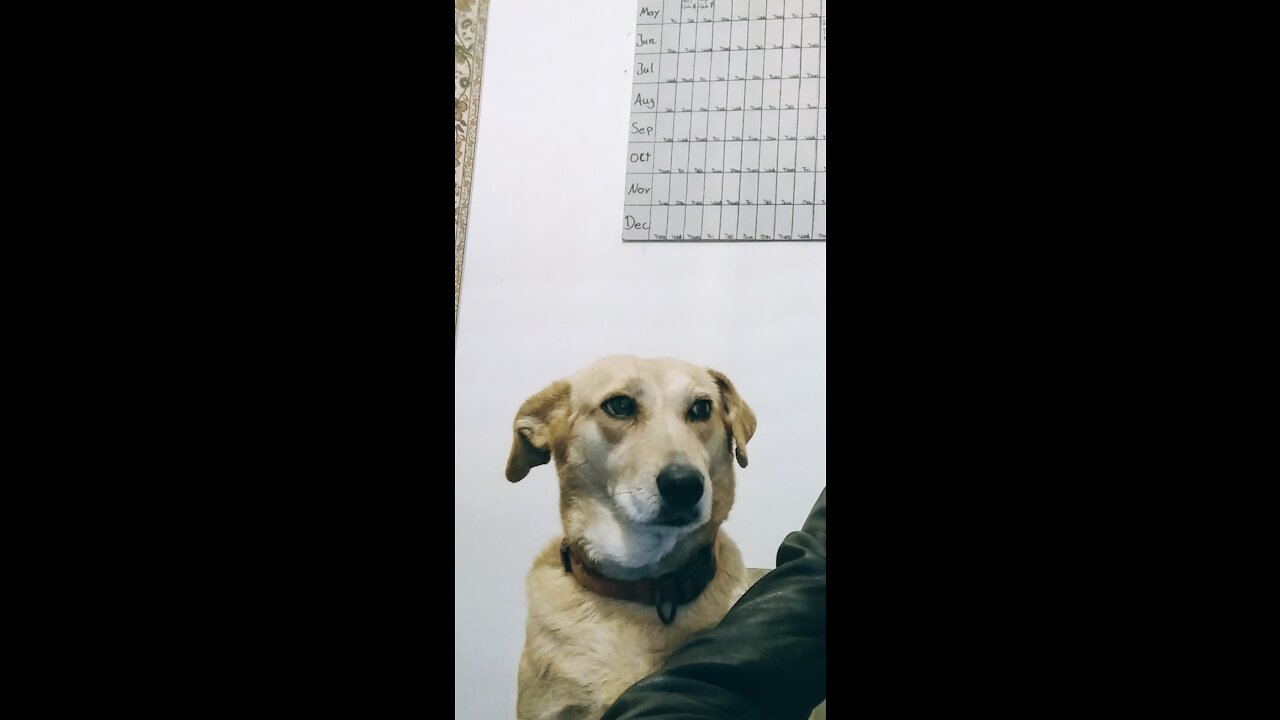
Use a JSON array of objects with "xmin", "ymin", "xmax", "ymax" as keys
[
  {"xmin": 688, "ymin": 399, "xmax": 712, "ymax": 421},
  {"xmin": 602, "ymin": 396, "xmax": 637, "ymax": 418}
]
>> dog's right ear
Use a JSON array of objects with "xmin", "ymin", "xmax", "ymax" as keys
[{"xmin": 505, "ymin": 380, "xmax": 571, "ymax": 483}]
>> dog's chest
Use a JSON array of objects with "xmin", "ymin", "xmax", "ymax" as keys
[
  {"xmin": 518, "ymin": 537, "xmax": 749, "ymax": 718},
  {"xmin": 521, "ymin": 572, "xmax": 737, "ymax": 708},
  {"xmin": 530, "ymin": 597, "xmax": 710, "ymax": 703}
]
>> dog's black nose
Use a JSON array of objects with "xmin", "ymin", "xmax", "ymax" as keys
[{"xmin": 656, "ymin": 465, "xmax": 704, "ymax": 509}]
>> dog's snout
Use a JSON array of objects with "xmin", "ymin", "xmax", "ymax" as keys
[{"xmin": 656, "ymin": 464, "xmax": 704, "ymax": 509}]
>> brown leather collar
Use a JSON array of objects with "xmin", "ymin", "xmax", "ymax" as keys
[{"xmin": 560, "ymin": 536, "xmax": 719, "ymax": 625}]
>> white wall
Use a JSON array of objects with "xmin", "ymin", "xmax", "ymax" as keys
[{"xmin": 455, "ymin": 2, "xmax": 825, "ymax": 717}]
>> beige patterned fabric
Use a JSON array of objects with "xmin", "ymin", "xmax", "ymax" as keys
[{"xmin": 455, "ymin": 0, "xmax": 490, "ymax": 331}]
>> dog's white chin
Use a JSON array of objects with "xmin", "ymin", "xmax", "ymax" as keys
[{"xmin": 580, "ymin": 501, "xmax": 709, "ymax": 569}]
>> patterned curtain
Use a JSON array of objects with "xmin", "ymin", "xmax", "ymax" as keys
[{"xmin": 455, "ymin": 0, "xmax": 490, "ymax": 331}]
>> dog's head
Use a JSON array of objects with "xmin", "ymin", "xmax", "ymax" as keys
[{"xmin": 505, "ymin": 356, "xmax": 756, "ymax": 571}]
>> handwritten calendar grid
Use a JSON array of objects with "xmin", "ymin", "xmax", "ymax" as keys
[{"xmin": 622, "ymin": 0, "xmax": 825, "ymax": 242}]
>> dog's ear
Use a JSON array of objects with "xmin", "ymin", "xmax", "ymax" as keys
[
  {"xmin": 505, "ymin": 380, "xmax": 571, "ymax": 482},
  {"xmin": 708, "ymin": 369, "xmax": 756, "ymax": 468}
]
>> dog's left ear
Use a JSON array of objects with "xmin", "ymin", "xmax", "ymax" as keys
[
  {"xmin": 708, "ymin": 369, "xmax": 756, "ymax": 468},
  {"xmin": 505, "ymin": 380, "xmax": 571, "ymax": 483}
]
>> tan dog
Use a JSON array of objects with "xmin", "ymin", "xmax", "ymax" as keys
[{"xmin": 506, "ymin": 356, "xmax": 757, "ymax": 720}]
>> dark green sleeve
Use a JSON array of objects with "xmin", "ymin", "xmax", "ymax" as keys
[{"xmin": 602, "ymin": 488, "xmax": 826, "ymax": 720}]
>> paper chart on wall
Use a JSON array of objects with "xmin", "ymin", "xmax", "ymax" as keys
[{"xmin": 622, "ymin": 0, "xmax": 826, "ymax": 242}]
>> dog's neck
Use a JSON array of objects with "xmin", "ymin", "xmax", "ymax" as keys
[{"xmin": 568, "ymin": 522, "xmax": 720, "ymax": 581}]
